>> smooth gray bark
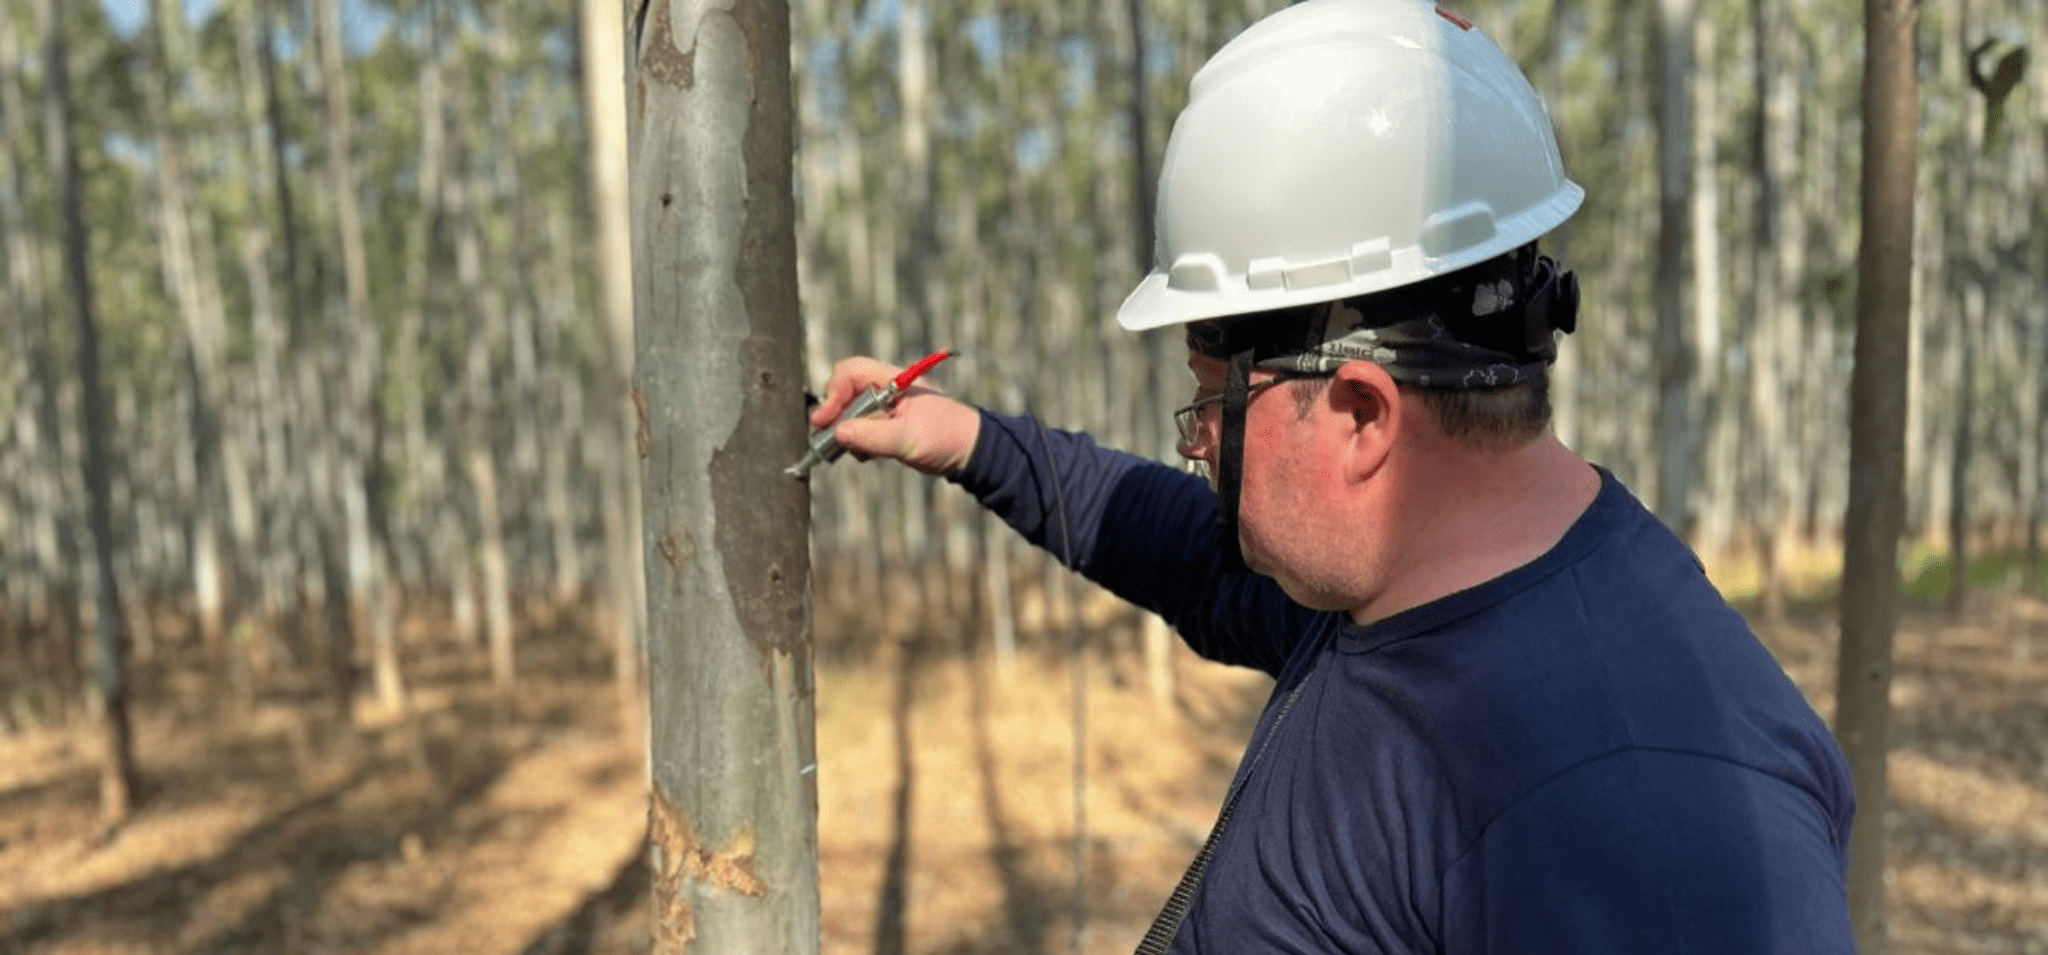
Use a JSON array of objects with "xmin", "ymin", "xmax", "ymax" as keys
[{"xmin": 630, "ymin": 0, "xmax": 817, "ymax": 952}]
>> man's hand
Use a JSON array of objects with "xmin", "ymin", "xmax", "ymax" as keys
[{"xmin": 809, "ymin": 357, "xmax": 981, "ymax": 477}]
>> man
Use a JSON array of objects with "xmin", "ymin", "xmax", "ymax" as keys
[{"xmin": 810, "ymin": 0, "xmax": 1857, "ymax": 950}]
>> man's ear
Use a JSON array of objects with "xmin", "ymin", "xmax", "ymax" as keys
[{"xmin": 1329, "ymin": 361, "xmax": 1398, "ymax": 479}]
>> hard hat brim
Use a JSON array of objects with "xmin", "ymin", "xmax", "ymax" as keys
[{"xmin": 1116, "ymin": 182, "xmax": 1585, "ymax": 333}]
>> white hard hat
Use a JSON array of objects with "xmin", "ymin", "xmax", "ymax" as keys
[{"xmin": 1117, "ymin": 0, "xmax": 1585, "ymax": 332}]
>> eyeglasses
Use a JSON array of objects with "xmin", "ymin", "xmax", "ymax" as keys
[{"xmin": 1172, "ymin": 371, "xmax": 1327, "ymax": 451}]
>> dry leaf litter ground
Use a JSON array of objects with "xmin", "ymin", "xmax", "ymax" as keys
[{"xmin": 1, "ymin": 566, "xmax": 2044, "ymax": 955}]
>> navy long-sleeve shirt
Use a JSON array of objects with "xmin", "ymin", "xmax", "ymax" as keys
[{"xmin": 949, "ymin": 410, "xmax": 1857, "ymax": 954}]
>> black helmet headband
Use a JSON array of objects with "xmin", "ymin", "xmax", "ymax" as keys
[{"xmin": 1187, "ymin": 247, "xmax": 1580, "ymax": 390}]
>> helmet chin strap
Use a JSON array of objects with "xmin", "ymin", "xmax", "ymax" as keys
[{"xmin": 1216, "ymin": 348, "xmax": 1255, "ymax": 574}]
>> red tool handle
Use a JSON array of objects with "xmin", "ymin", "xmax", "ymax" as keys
[{"xmin": 892, "ymin": 349, "xmax": 953, "ymax": 392}]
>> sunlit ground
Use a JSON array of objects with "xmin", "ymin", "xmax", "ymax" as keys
[{"xmin": 1, "ymin": 548, "xmax": 2044, "ymax": 955}]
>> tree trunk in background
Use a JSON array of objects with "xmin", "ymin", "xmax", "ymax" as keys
[
  {"xmin": 581, "ymin": 0, "xmax": 646, "ymax": 740},
  {"xmin": 1, "ymin": 3, "xmax": 70, "ymax": 654},
  {"xmin": 893, "ymin": 0, "xmax": 937, "ymax": 624},
  {"xmin": 482, "ymin": 2, "xmax": 547, "ymax": 598},
  {"xmin": 472, "ymin": 447, "xmax": 515, "ymax": 690},
  {"xmin": 464, "ymin": 9, "xmax": 520, "ymax": 693},
  {"xmin": 630, "ymin": 0, "xmax": 818, "ymax": 951},
  {"xmin": 2029, "ymin": 187, "xmax": 2048, "ymax": 590},
  {"xmin": 392, "ymin": 0, "xmax": 451, "ymax": 647},
  {"xmin": 539, "ymin": 209, "xmax": 586, "ymax": 605},
  {"xmin": 1651, "ymin": 0, "xmax": 1696, "ymax": 533},
  {"xmin": 231, "ymin": 0, "xmax": 298, "ymax": 693},
  {"xmin": 254, "ymin": 0, "xmax": 327, "ymax": 657},
  {"xmin": 1124, "ymin": 0, "xmax": 1176, "ymax": 711},
  {"xmin": 147, "ymin": 0, "xmax": 241, "ymax": 672},
  {"xmin": 1690, "ymin": 15, "xmax": 1731, "ymax": 560},
  {"xmin": 1772, "ymin": 7, "xmax": 1814, "ymax": 589},
  {"xmin": 2028, "ymin": 333, "xmax": 2046, "ymax": 590},
  {"xmin": 1745, "ymin": 0, "xmax": 1789, "ymax": 622},
  {"xmin": 1947, "ymin": 284, "xmax": 1978, "ymax": 617},
  {"xmin": 256, "ymin": 0, "xmax": 307, "ymax": 355},
  {"xmin": 41, "ymin": 0, "xmax": 138, "ymax": 822},
  {"xmin": 1836, "ymin": 0, "xmax": 1920, "ymax": 950},
  {"xmin": 313, "ymin": 0, "xmax": 393, "ymax": 723},
  {"xmin": 2035, "ymin": 108, "xmax": 2048, "ymax": 592}
]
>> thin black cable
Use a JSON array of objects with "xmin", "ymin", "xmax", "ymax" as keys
[
  {"xmin": 1032, "ymin": 417, "xmax": 1088, "ymax": 955},
  {"xmin": 1133, "ymin": 672, "xmax": 1311, "ymax": 955}
]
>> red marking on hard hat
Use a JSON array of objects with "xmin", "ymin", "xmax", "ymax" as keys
[{"xmin": 1436, "ymin": 6, "xmax": 1475, "ymax": 30}]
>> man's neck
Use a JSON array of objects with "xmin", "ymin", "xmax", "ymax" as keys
[{"xmin": 1350, "ymin": 435, "xmax": 1601, "ymax": 625}]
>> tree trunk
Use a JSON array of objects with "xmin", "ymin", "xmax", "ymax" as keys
[
  {"xmin": 456, "ymin": 10, "xmax": 520, "ymax": 692},
  {"xmin": 256, "ymin": 0, "xmax": 307, "ymax": 354},
  {"xmin": 472, "ymin": 448, "xmax": 515, "ymax": 690},
  {"xmin": 1690, "ymin": 14, "xmax": 1733, "ymax": 561},
  {"xmin": 892, "ymin": 0, "xmax": 937, "ymax": 625},
  {"xmin": 1835, "ymin": 1, "xmax": 1920, "ymax": 952},
  {"xmin": 394, "ymin": 0, "xmax": 452, "ymax": 625},
  {"xmin": 40, "ymin": 0, "xmax": 138, "ymax": 822},
  {"xmin": 2028, "ymin": 359, "xmax": 2045, "ymax": 591},
  {"xmin": 2028, "ymin": 245, "xmax": 2047, "ymax": 591},
  {"xmin": 1538, "ymin": 0, "xmax": 1586, "ymax": 457},
  {"xmin": 629, "ymin": 1, "xmax": 818, "ymax": 952},
  {"xmin": 481, "ymin": 2, "xmax": 548, "ymax": 601},
  {"xmin": 1947, "ymin": 284, "xmax": 1979, "ymax": 617},
  {"xmin": 229, "ymin": 0, "xmax": 297, "ymax": 692},
  {"xmin": 581, "ymin": 0, "xmax": 646, "ymax": 740},
  {"xmin": 1745, "ymin": 0, "xmax": 1788, "ymax": 623},
  {"xmin": 0, "ymin": 2, "xmax": 70, "ymax": 656},
  {"xmin": 1651, "ymin": 0, "xmax": 1697, "ymax": 533},
  {"xmin": 313, "ymin": 0, "xmax": 392, "ymax": 721},
  {"xmin": 2023, "ymin": 113, "xmax": 2039, "ymax": 590},
  {"xmin": 984, "ymin": 514, "xmax": 1018, "ymax": 676},
  {"xmin": 147, "ymin": 0, "xmax": 243, "ymax": 672}
]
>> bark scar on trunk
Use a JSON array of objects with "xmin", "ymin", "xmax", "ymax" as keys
[
  {"xmin": 637, "ymin": 0, "xmax": 697, "ymax": 91},
  {"xmin": 649, "ymin": 788, "xmax": 769, "ymax": 954},
  {"xmin": 658, "ymin": 528, "xmax": 687, "ymax": 582},
  {"xmin": 708, "ymin": 328, "xmax": 809, "ymax": 662}
]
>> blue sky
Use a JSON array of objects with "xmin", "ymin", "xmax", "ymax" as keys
[{"xmin": 99, "ymin": 0, "xmax": 393, "ymax": 51}]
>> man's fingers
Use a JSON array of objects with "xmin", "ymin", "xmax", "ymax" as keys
[
  {"xmin": 803, "ymin": 356, "xmax": 975, "ymax": 477},
  {"xmin": 810, "ymin": 358, "xmax": 900, "ymax": 428},
  {"xmin": 830, "ymin": 415, "xmax": 893, "ymax": 458}
]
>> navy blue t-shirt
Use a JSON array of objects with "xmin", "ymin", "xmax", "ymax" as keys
[{"xmin": 950, "ymin": 411, "xmax": 1857, "ymax": 954}]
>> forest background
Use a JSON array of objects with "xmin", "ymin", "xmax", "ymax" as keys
[{"xmin": 2, "ymin": 0, "xmax": 2046, "ymax": 953}]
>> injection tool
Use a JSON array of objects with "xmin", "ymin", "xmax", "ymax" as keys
[{"xmin": 785, "ymin": 349, "xmax": 953, "ymax": 479}]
